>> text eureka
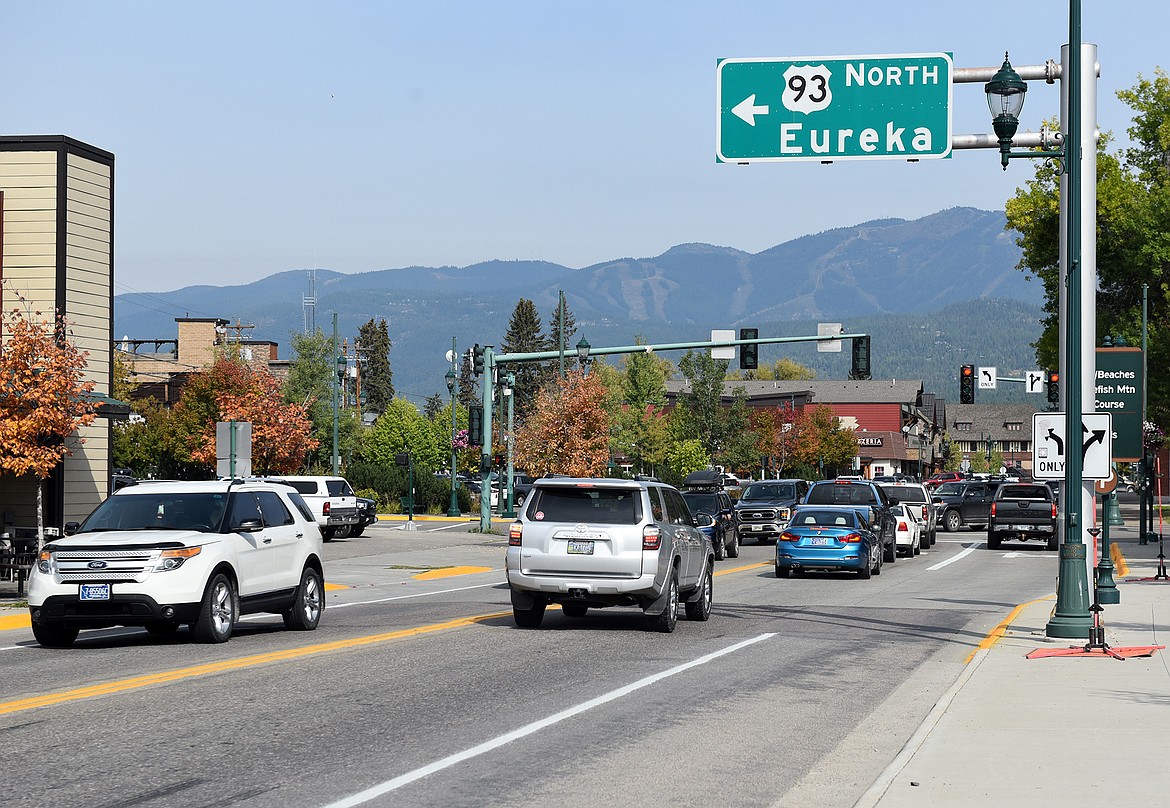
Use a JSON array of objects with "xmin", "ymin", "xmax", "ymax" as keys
[{"xmin": 779, "ymin": 61, "xmax": 943, "ymax": 157}]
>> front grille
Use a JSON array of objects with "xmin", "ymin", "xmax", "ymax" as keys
[
  {"xmin": 51, "ymin": 548, "xmax": 159, "ymax": 582},
  {"xmin": 738, "ymin": 509, "xmax": 778, "ymax": 522}
]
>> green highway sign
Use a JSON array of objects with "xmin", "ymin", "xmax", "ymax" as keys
[
  {"xmin": 716, "ymin": 53, "xmax": 953, "ymax": 163},
  {"xmin": 1095, "ymin": 347, "xmax": 1143, "ymax": 461}
]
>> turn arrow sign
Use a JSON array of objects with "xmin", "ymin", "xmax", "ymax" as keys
[{"xmin": 732, "ymin": 94, "xmax": 769, "ymax": 126}]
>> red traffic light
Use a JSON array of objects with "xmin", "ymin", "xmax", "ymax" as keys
[{"xmin": 961, "ymin": 365, "xmax": 973, "ymax": 378}]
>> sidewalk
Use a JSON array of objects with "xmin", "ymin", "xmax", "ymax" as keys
[{"xmin": 861, "ymin": 505, "xmax": 1170, "ymax": 807}]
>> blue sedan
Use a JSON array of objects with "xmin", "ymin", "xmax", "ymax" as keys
[{"xmin": 775, "ymin": 506, "xmax": 883, "ymax": 579}]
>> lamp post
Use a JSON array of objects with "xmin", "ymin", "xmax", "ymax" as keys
[
  {"xmin": 986, "ymin": 2, "xmax": 1094, "ymax": 638},
  {"xmin": 502, "ymin": 372, "xmax": 516, "ymax": 518},
  {"xmin": 576, "ymin": 336, "xmax": 591, "ymax": 375},
  {"xmin": 445, "ymin": 340, "xmax": 460, "ymax": 517}
]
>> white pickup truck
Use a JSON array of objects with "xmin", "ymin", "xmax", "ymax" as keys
[{"xmin": 268, "ymin": 475, "xmax": 360, "ymax": 540}]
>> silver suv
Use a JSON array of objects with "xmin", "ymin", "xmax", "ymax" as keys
[{"xmin": 505, "ymin": 477, "xmax": 715, "ymax": 632}]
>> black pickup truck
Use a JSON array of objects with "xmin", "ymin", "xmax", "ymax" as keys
[
  {"xmin": 932, "ymin": 480, "xmax": 1001, "ymax": 532},
  {"xmin": 987, "ymin": 483, "xmax": 1058, "ymax": 550}
]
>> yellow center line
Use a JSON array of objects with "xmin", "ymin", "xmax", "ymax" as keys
[
  {"xmin": 0, "ymin": 610, "xmax": 511, "ymax": 716},
  {"xmin": 715, "ymin": 562, "xmax": 770, "ymax": 576}
]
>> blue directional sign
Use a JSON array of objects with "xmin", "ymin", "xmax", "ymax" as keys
[{"xmin": 717, "ymin": 53, "xmax": 953, "ymax": 163}]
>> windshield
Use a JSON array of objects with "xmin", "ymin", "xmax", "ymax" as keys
[
  {"xmin": 743, "ymin": 483, "xmax": 795, "ymax": 501},
  {"xmin": 81, "ymin": 491, "xmax": 229, "ymax": 533},
  {"xmin": 933, "ymin": 482, "xmax": 965, "ymax": 496}
]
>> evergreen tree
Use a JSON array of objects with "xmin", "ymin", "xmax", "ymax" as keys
[
  {"xmin": 423, "ymin": 393, "xmax": 444, "ymax": 419},
  {"xmin": 358, "ymin": 318, "xmax": 394, "ymax": 414},
  {"xmin": 501, "ymin": 298, "xmax": 546, "ymax": 417},
  {"xmin": 457, "ymin": 351, "xmax": 478, "ymax": 409}
]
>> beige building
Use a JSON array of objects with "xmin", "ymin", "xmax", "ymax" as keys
[{"xmin": 0, "ymin": 136, "xmax": 125, "ymax": 533}]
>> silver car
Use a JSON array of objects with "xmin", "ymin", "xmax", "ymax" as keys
[{"xmin": 506, "ymin": 478, "xmax": 716, "ymax": 632}]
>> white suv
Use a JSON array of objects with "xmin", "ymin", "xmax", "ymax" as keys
[{"xmin": 28, "ymin": 480, "xmax": 325, "ymax": 648}]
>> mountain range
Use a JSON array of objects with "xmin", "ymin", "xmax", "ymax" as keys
[{"xmin": 114, "ymin": 206, "xmax": 1044, "ymax": 404}]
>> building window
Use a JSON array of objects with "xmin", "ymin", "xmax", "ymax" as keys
[
  {"xmin": 1005, "ymin": 422, "xmax": 1022, "ymax": 431},
  {"xmin": 955, "ymin": 422, "xmax": 972, "ymax": 432}
]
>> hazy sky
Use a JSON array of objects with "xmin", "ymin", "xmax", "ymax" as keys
[{"xmin": 4, "ymin": 2, "xmax": 1165, "ymax": 296}]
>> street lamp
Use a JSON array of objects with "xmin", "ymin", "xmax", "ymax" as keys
[
  {"xmin": 985, "ymin": 53, "xmax": 1027, "ymax": 169},
  {"xmin": 445, "ymin": 346, "xmax": 460, "ymax": 518},
  {"xmin": 576, "ymin": 336, "xmax": 591, "ymax": 366}
]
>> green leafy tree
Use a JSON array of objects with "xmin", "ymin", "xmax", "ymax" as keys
[
  {"xmin": 665, "ymin": 439, "xmax": 708, "ymax": 486},
  {"xmin": 1006, "ymin": 70, "xmax": 1170, "ymax": 427},
  {"xmin": 792, "ymin": 404, "xmax": 857, "ymax": 479},
  {"xmin": 365, "ymin": 397, "xmax": 444, "ymax": 472},
  {"xmin": 728, "ymin": 357, "xmax": 817, "ymax": 381},
  {"xmin": 284, "ymin": 329, "xmax": 360, "ymax": 471},
  {"xmin": 358, "ymin": 318, "xmax": 394, "ymax": 414},
  {"xmin": 676, "ymin": 349, "xmax": 740, "ymax": 457}
]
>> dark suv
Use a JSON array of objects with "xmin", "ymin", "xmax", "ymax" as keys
[
  {"xmin": 932, "ymin": 480, "xmax": 1002, "ymax": 532},
  {"xmin": 734, "ymin": 479, "xmax": 809, "ymax": 544},
  {"xmin": 681, "ymin": 470, "xmax": 737, "ymax": 560}
]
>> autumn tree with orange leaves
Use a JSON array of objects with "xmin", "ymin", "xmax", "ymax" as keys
[
  {"xmin": 0, "ymin": 297, "xmax": 97, "ymax": 546},
  {"xmin": 170, "ymin": 357, "xmax": 317, "ymax": 476},
  {"xmin": 514, "ymin": 369, "xmax": 610, "ymax": 478}
]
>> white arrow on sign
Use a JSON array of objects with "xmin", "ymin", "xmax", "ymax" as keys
[
  {"xmin": 978, "ymin": 366, "xmax": 997, "ymax": 389},
  {"xmin": 1026, "ymin": 370, "xmax": 1044, "ymax": 394},
  {"xmin": 732, "ymin": 94, "xmax": 769, "ymax": 126}
]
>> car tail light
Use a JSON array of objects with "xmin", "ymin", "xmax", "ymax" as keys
[
  {"xmin": 779, "ymin": 531, "xmax": 799, "ymax": 542},
  {"xmin": 840, "ymin": 532, "xmax": 862, "ymax": 543},
  {"xmin": 509, "ymin": 523, "xmax": 523, "ymax": 546},
  {"xmin": 1051, "ymin": 502, "xmax": 1058, "ymax": 519},
  {"xmin": 897, "ymin": 521, "xmax": 909, "ymax": 532},
  {"xmin": 323, "ymin": 501, "xmax": 331, "ymax": 515},
  {"xmin": 643, "ymin": 525, "xmax": 662, "ymax": 550},
  {"xmin": 990, "ymin": 502, "xmax": 997, "ymax": 517},
  {"xmin": 921, "ymin": 505, "xmax": 928, "ymax": 521}
]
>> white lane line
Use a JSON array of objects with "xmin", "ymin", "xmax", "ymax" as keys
[
  {"xmin": 926, "ymin": 543, "xmax": 982, "ymax": 571},
  {"xmin": 323, "ymin": 633, "xmax": 777, "ymax": 808}
]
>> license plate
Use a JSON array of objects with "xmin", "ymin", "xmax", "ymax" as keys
[
  {"xmin": 79, "ymin": 583, "xmax": 110, "ymax": 601},
  {"xmin": 752, "ymin": 525, "xmax": 765, "ymax": 531},
  {"xmin": 567, "ymin": 540, "xmax": 595, "ymax": 555},
  {"xmin": 810, "ymin": 537, "xmax": 832, "ymax": 546}
]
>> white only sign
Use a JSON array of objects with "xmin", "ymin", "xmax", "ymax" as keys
[
  {"xmin": 977, "ymin": 366, "xmax": 997, "ymax": 389},
  {"xmin": 1032, "ymin": 412, "xmax": 1112, "ymax": 480}
]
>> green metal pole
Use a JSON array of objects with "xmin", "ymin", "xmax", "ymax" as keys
[
  {"xmin": 479, "ymin": 347, "xmax": 495, "ymax": 533},
  {"xmin": 1047, "ymin": 0, "xmax": 1092, "ymax": 638},
  {"xmin": 558, "ymin": 290, "xmax": 566, "ymax": 379},
  {"xmin": 1097, "ymin": 492, "xmax": 1119, "ymax": 603},
  {"xmin": 503, "ymin": 373, "xmax": 516, "ymax": 519}
]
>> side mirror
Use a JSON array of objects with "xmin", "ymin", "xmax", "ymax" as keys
[
  {"xmin": 64, "ymin": 522, "xmax": 81, "ymax": 536},
  {"xmin": 234, "ymin": 518, "xmax": 264, "ymax": 533},
  {"xmin": 694, "ymin": 513, "xmax": 715, "ymax": 528}
]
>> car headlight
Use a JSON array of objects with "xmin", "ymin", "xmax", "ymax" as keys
[
  {"xmin": 155, "ymin": 546, "xmax": 202, "ymax": 571},
  {"xmin": 37, "ymin": 549, "xmax": 53, "ymax": 574}
]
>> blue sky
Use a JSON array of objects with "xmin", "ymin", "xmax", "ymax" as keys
[{"xmin": 4, "ymin": 1, "xmax": 1165, "ymax": 295}]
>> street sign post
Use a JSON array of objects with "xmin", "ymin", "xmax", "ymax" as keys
[
  {"xmin": 1032, "ymin": 412, "xmax": 1112, "ymax": 480},
  {"xmin": 716, "ymin": 53, "xmax": 953, "ymax": 163}
]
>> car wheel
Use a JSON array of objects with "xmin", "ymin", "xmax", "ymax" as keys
[
  {"xmin": 944, "ymin": 511, "xmax": 961, "ymax": 532},
  {"xmin": 1047, "ymin": 534, "xmax": 1058, "ymax": 551},
  {"xmin": 32, "ymin": 622, "xmax": 79, "ymax": 648},
  {"xmin": 349, "ymin": 525, "xmax": 365, "ymax": 538},
  {"xmin": 913, "ymin": 534, "xmax": 922, "ymax": 555},
  {"xmin": 144, "ymin": 621, "xmax": 180, "ymax": 636},
  {"xmin": 513, "ymin": 598, "xmax": 547, "ymax": 628},
  {"xmin": 775, "ymin": 563, "xmax": 789, "ymax": 578},
  {"xmin": 727, "ymin": 530, "xmax": 740, "ymax": 558},
  {"xmin": 191, "ymin": 573, "xmax": 236, "ymax": 644},
  {"xmin": 858, "ymin": 554, "xmax": 872, "ymax": 579},
  {"xmin": 987, "ymin": 532, "xmax": 1002, "ymax": 550},
  {"xmin": 283, "ymin": 567, "xmax": 324, "ymax": 631},
  {"xmin": 321, "ymin": 527, "xmax": 335, "ymax": 542},
  {"xmin": 652, "ymin": 571, "xmax": 679, "ymax": 633},
  {"xmin": 872, "ymin": 544, "xmax": 883, "ymax": 576},
  {"xmin": 713, "ymin": 532, "xmax": 725, "ymax": 561},
  {"xmin": 685, "ymin": 565, "xmax": 713, "ymax": 621},
  {"xmin": 884, "ymin": 538, "xmax": 897, "ymax": 563},
  {"xmin": 331, "ymin": 524, "xmax": 353, "ymax": 540},
  {"xmin": 561, "ymin": 604, "xmax": 588, "ymax": 618}
]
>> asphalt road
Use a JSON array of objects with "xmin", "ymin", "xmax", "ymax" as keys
[{"xmin": 0, "ymin": 521, "xmax": 1059, "ymax": 808}]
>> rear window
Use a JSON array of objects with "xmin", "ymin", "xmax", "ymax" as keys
[
  {"xmin": 286, "ymin": 480, "xmax": 318, "ymax": 495},
  {"xmin": 999, "ymin": 485, "xmax": 1050, "ymax": 499},
  {"xmin": 326, "ymin": 479, "xmax": 354, "ymax": 497},
  {"xmin": 883, "ymin": 485, "xmax": 926, "ymax": 503},
  {"xmin": 528, "ymin": 486, "xmax": 643, "ymax": 525},
  {"xmin": 806, "ymin": 483, "xmax": 877, "ymax": 506},
  {"xmin": 792, "ymin": 509, "xmax": 858, "ymax": 527}
]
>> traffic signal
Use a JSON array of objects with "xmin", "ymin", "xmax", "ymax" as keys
[
  {"xmin": 850, "ymin": 336, "xmax": 871, "ymax": 380},
  {"xmin": 960, "ymin": 364, "xmax": 975, "ymax": 404},
  {"xmin": 468, "ymin": 405, "xmax": 484, "ymax": 445},
  {"xmin": 739, "ymin": 328, "xmax": 758, "ymax": 370},
  {"xmin": 1046, "ymin": 370, "xmax": 1060, "ymax": 404},
  {"xmin": 472, "ymin": 344, "xmax": 485, "ymax": 377}
]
